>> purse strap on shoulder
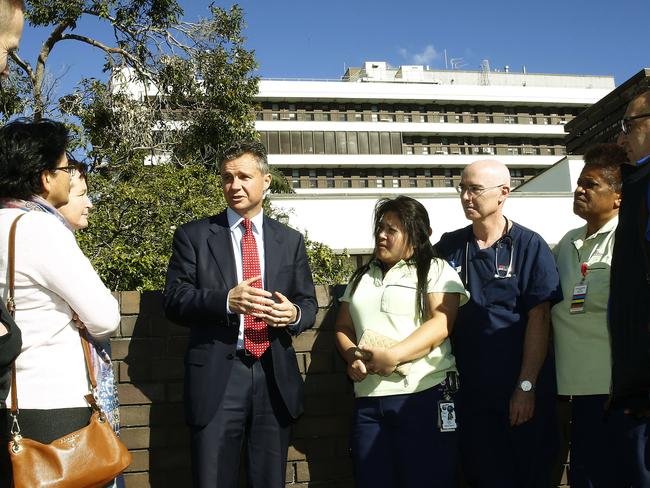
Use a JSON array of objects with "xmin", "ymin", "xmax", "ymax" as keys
[
  {"xmin": 7, "ymin": 212, "xmax": 98, "ymax": 415},
  {"xmin": 8, "ymin": 213, "xmax": 26, "ymax": 415}
]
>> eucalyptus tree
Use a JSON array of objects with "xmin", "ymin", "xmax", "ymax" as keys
[{"xmin": 0, "ymin": 0, "xmax": 345, "ymax": 290}]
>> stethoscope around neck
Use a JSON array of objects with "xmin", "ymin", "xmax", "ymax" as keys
[{"xmin": 464, "ymin": 217, "xmax": 515, "ymax": 283}]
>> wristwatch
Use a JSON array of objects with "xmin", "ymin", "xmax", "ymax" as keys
[{"xmin": 518, "ymin": 380, "xmax": 534, "ymax": 392}]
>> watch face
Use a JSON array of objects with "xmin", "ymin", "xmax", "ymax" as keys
[{"xmin": 520, "ymin": 380, "xmax": 533, "ymax": 392}]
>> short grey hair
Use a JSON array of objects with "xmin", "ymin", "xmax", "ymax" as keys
[{"xmin": 218, "ymin": 140, "xmax": 270, "ymax": 175}]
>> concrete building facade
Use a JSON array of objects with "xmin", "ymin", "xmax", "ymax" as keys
[{"xmin": 259, "ymin": 62, "xmax": 614, "ymax": 251}]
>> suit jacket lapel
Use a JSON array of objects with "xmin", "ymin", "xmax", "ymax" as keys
[
  {"xmin": 207, "ymin": 212, "xmax": 238, "ymax": 288},
  {"xmin": 263, "ymin": 216, "xmax": 282, "ymax": 292}
]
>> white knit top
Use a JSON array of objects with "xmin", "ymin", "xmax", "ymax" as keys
[{"xmin": 0, "ymin": 209, "xmax": 120, "ymax": 409}]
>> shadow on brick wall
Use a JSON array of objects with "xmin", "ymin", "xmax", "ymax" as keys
[
  {"xmin": 117, "ymin": 291, "xmax": 191, "ymax": 488},
  {"xmin": 288, "ymin": 285, "xmax": 355, "ymax": 487}
]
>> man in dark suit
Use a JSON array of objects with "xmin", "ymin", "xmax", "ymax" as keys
[{"xmin": 164, "ymin": 140, "xmax": 317, "ymax": 487}]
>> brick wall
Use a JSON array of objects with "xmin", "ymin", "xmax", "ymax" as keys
[
  {"xmin": 113, "ymin": 287, "xmax": 355, "ymax": 488},
  {"xmin": 112, "ymin": 288, "xmax": 569, "ymax": 488}
]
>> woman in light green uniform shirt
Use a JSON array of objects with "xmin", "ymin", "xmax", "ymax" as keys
[{"xmin": 335, "ymin": 196, "xmax": 468, "ymax": 488}]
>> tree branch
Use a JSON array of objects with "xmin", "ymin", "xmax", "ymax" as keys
[
  {"xmin": 10, "ymin": 52, "xmax": 35, "ymax": 85},
  {"xmin": 59, "ymin": 33, "xmax": 147, "ymax": 73},
  {"xmin": 33, "ymin": 20, "xmax": 73, "ymax": 118}
]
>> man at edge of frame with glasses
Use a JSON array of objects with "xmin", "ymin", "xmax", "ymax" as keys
[
  {"xmin": 550, "ymin": 143, "xmax": 638, "ymax": 486},
  {"xmin": 604, "ymin": 87, "xmax": 650, "ymax": 486},
  {"xmin": 434, "ymin": 159, "xmax": 562, "ymax": 487}
]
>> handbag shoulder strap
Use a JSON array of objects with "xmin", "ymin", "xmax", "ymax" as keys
[
  {"xmin": 80, "ymin": 330, "xmax": 97, "ymax": 390},
  {"xmin": 7, "ymin": 213, "xmax": 26, "ymax": 316},
  {"xmin": 7, "ymin": 213, "xmax": 99, "ymax": 415},
  {"xmin": 8, "ymin": 213, "xmax": 26, "ymax": 415}
]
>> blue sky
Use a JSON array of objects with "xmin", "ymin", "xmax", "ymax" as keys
[{"xmin": 15, "ymin": 0, "xmax": 649, "ymax": 96}]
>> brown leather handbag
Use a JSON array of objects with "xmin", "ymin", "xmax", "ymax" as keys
[{"xmin": 6, "ymin": 213, "xmax": 132, "ymax": 487}]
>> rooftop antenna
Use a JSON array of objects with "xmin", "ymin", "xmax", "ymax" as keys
[
  {"xmin": 444, "ymin": 49, "xmax": 448, "ymax": 70},
  {"xmin": 450, "ymin": 58, "xmax": 465, "ymax": 70},
  {"xmin": 480, "ymin": 59, "xmax": 490, "ymax": 85}
]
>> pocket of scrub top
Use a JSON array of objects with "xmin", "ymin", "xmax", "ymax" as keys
[
  {"xmin": 380, "ymin": 284, "xmax": 417, "ymax": 315},
  {"xmin": 483, "ymin": 276, "xmax": 519, "ymax": 310}
]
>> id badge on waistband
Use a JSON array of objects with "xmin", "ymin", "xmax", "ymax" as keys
[
  {"xmin": 438, "ymin": 401, "xmax": 457, "ymax": 432},
  {"xmin": 570, "ymin": 283, "xmax": 587, "ymax": 314}
]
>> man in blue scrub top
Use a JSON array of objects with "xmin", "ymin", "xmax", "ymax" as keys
[{"xmin": 435, "ymin": 159, "xmax": 562, "ymax": 487}]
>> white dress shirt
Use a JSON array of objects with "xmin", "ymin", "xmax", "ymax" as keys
[{"xmin": 226, "ymin": 207, "xmax": 265, "ymax": 349}]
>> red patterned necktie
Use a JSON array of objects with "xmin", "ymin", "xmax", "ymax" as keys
[{"xmin": 241, "ymin": 218, "xmax": 269, "ymax": 358}]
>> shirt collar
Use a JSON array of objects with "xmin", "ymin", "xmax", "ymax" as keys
[
  {"xmin": 226, "ymin": 207, "xmax": 264, "ymax": 234},
  {"xmin": 368, "ymin": 258, "xmax": 411, "ymax": 283},
  {"xmin": 573, "ymin": 215, "xmax": 618, "ymax": 243}
]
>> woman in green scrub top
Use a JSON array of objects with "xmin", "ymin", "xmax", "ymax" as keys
[{"xmin": 335, "ymin": 195, "xmax": 468, "ymax": 488}]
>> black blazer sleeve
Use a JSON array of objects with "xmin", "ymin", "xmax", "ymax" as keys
[
  {"xmin": 286, "ymin": 232, "xmax": 317, "ymax": 336},
  {"xmin": 163, "ymin": 224, "xmax": 230, "ymax": 326}
]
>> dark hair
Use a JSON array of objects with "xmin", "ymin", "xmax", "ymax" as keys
[
  {"xmin": 348, "ymin": 196, "xmax": 437, "ymax": 321},
  {"xmin": 218, "ymin": 140, "xmax": 269, "ymax": 174},
  {"xmin": 0, "ymin": 118, "xmax": 69, "ymax": 199},
  {"xmin": 583, "ymin": 143, "xmax": 626, "ymax": 193}
]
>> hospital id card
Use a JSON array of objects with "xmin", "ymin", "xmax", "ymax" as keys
[
  {"xmin": 570, "ymin": 283, "xmax": 588, "ymax": 314},
  {"xmin": 438, "ymin": 401, "xmax": 457, "ymax": 432}
]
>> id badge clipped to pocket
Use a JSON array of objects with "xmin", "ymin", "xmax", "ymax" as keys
[{"xmin": 570, "ymin": 283, "xmax": 588, "ymax": 314}]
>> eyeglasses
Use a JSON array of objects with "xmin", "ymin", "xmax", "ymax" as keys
[
  {"xmin": 456, "ymin": 183, "xmax": 506, "ymax": 197},
  {"xmin": 620, "ymin": 113, "xmax": 650, "ymax": 134},
  {"xmin": 51, "ymin": 165, "xmax": 78, "ymax": 177}
]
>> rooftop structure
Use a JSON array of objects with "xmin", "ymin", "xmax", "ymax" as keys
[{"xmin": 565, "ymin": 68, "xmax": 650, "ymax": 154}]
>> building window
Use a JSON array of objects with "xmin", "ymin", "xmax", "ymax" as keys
[
  {"xmin": 324, "ymin": 132, "xmax": 336, "ymax": 153},
  {"xmin": 511, "ymin": 169, "xmax": 524, "ymax": 188},
  {"xmin": 291, "ymin": 132, "xmax": 302, "ymax": 153},
  {"xmin": 341, "ymin": 170, "xmax": 351, "ymax": 188},
  {"xmin": 424, "ymin": 168, "xmax": 433, "ymax": 187},
  {"xmin": 347, "ymin": 132, "xmax": 358, "ymax": 154},
  {"xmin": 358, "ymin": 132, "xmax": 369, "ymax": 154},
  {"xmin": 371, "ymin": 105, "xmax": 378, "ymax": 122},
  {"xmin": 335, "ymin": 132, "xmax": 347, "ymax": 154},
  {"xmin": 267, "ymin": 132, "xmax": 279, "ymax": 154},
  {"xmin": 302, "ymin": 132, "xmax": 314, "ymax": 154},
  {"xmin": 358, "ymin": 170, "xmax": 368, "ymax": 188},
  {"xmin": 326, "ymin": 169, "xmax": 334, "ymax": 188},
  {"xmin": 369, "ymin": 132, "xmax": 381, "ymax": 154},
  {"xmin": 279, "ymin": 132, "xmax": 291, "ymax": 154}
]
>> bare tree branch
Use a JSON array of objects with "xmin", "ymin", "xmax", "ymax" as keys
[
  {"xmin": 10, "ymin": 52, "xmax": 35, "ymax": 85},
  {"xmin": 32, "ymin": 20, "xmax": 73, "ymax": 118},
  {"xmin": 59, "ymin": 33, "xmax": 148, "ymax": 73}
]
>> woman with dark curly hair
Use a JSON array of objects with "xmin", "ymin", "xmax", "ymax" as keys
[
  {"xmin": 335, "ymin": 195, "xmax": 469, "ymax": 488},
  {"xmin": 0, "ymin": 118, "xmax": 120, "ymax": 488}
]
